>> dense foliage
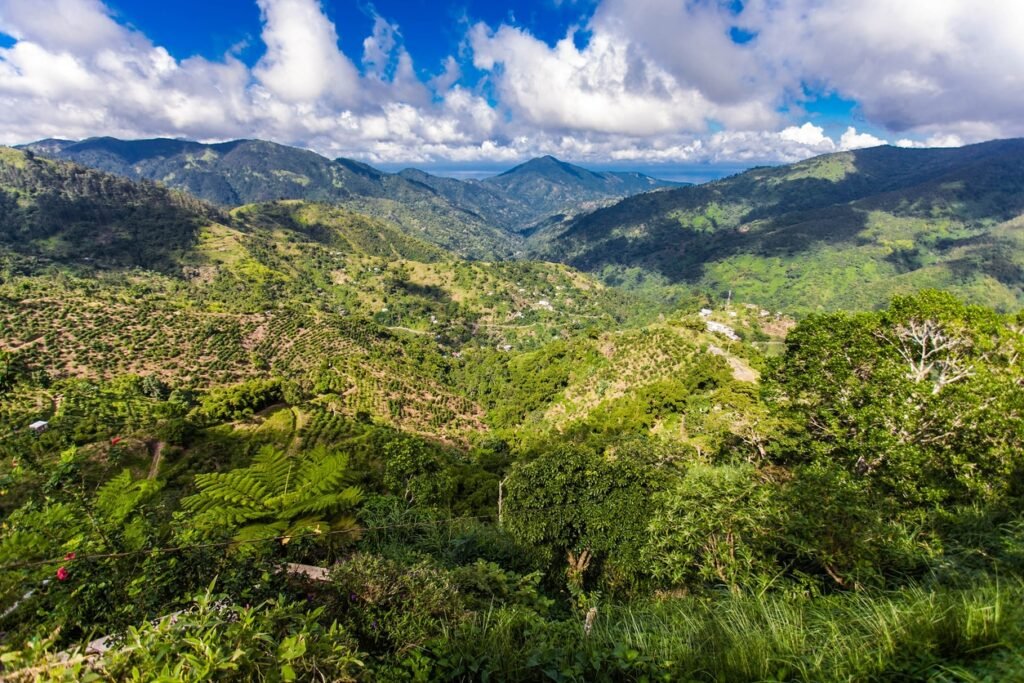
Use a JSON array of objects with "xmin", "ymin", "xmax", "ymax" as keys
[
  {"xmin": 2, "ymin": 146, "xmax": 1024, "ymax": 679},
  {"xmin": 535, "ymin": 140, "xmax": 1024, "ymax": 312}
]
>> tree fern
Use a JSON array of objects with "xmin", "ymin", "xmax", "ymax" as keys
[
  {"xmin": 181, "ymin": 446, "xmax": 363, "ymax": 547},
  {"xmin": 93, "ymin": 469, "xmax": 163, "ymax": 530}
]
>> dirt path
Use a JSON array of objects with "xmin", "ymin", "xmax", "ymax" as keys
[
  {"xmin": 287, "ymin": 407, "xmax": 306, "ymax": 455},
  {"xmin": 146, "ymin": 441, "xmax": 165, "ymax": 480},
  {"xmin": 386, "ymin": 326, "xmax": 430, "ymax": 335},
  {"xmin": 708, "ymin": 345, "xmax": 760, "ymax": 383}
]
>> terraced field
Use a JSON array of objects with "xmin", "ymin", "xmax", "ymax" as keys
[{"xmin": 0, "ymin": 281, "xmax": 483, "ymax": 441}]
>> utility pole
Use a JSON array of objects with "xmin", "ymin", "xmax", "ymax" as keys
[{"xmin": 498, "ymin": 477, "xmax": 507, "ymax": 527}]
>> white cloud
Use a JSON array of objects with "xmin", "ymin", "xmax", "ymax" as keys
[
  {"xmin": 469, "ymin": 17, "xmax": 779, "ymax": 138},
  {"xmin": 780, "ymin": 122, "xmax": 834, "ymax": 148},
  {"xmin": 0, "ymin": 0, "xmax": 495, "ymax": 162},
  {"xmin": 740, "ymin": 0, "xmax": 1024, "ymax": 139},
  {"xmin": 362, "ymin": 15, "xmax": 397, "ymax": 79},
  {"xmin": 0, "ymin": 0, "xmax": 125, "ymax": 52},
  {"xmin": 838, "ymin": 127, "xmax": 888, "ymax": 151},
  {"xmin": 0, "ymin": 0, "xmax": 1017, "ymax": 167},
  {"xmin": 253, "ymin": 0, "xmax": 359, "ymax": 104}
]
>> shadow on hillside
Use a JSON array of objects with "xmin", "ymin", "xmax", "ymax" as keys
[
  {"xmin": 557, "ymin": 140, "xmax": 1024, "ymax": 285},
  {"xmin": 565, "ymin": 196, "xmax": 871, "ymax": 284},
  {"xmin": 0, "ymin": 185, "xmax": 209, "ymax": 273}
]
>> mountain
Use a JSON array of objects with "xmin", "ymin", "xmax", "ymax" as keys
[
  {"xmin": 534, "ymin": 139, "xmax": 1024, "ymax": 312},
  {"xmin": 400, "ymin": 157, "xmax": 684, "ymax": 233},
  {"xmin": 396, "ymin": 168, "xmax": 535, "ymax": 231},
  {"xmin": 0, "ymin": 146, "xmax": 220, "ymax": 271},
  {"xmin": 18, "ymin": 137, "xmax": 520, "ymax": 259},
  {"xmin": 482, "ymin": 155, "xmax": 683, "ymax": 228},
  {"xmin": 20, "ymin": 137, "xmax": 682, "ymax": 247},
  {"xmin": 0, "ymin": 147, "xmax": 651, "ymax": 437}
]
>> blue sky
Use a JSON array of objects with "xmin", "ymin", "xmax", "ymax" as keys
[
  {"xmin": 0, "ymin": 0, "xmax": 1018, "ymax": 177},
  {"xmin": 101, "ymin": 1, "xmax": 598, "ymax": 70}
]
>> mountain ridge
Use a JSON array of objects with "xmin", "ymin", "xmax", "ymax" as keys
[
  {"xmin": 18, "ymin": 136, "xmax": 682, "ymax": 250},
  {"xmin": 533, "ymin": 138, "xmax": 1024, "ymax": 312}
]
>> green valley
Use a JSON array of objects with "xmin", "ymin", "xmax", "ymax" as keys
[
  {"xmin": 1, "ymin": 141, "xmax": 1023, "ymax": 682},
  {"xmin": 536, "ymin": 140, "xmax": 1024, "ymax": 312}
]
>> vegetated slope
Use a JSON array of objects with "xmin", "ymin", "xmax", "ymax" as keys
[
  {"xmin": 18, "ymin": 138, "xmax": 519, "ymax": 259},
  {"xmin": 456, "ymin": 302, "xmax": 791, "ymax": 454},
  {"xmin": 536, "ymin": 139, "xmax": 1024, "ymax": 311},
  {"xmin": 482, "ymin": 155, "xmax": 683, "ymax": 228},
  {"xmin": 22, "ymin": 137, "xmax": 682, "ymax": 250},
  {"xmin": 400, "ymin": 157, "xmax": 684, "ymax": 233},
  {"xmin": 0, "ymin": 147, "xmax": 219, "ymax": 271},
  {"xmin": 0, "ymin": 277, "xmax": 483, "ymax": 441},
  {"xmin": 0, "ymin": 149, "xmax": 658, "ymax": 440},
  {"xmin": 397, "ymin": 168, "xmax": 534, "ymax": 231}
]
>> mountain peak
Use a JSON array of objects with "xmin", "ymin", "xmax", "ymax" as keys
[{"xmin": 501, "ymin": 155, "xmax": 577, "ymax": 176}]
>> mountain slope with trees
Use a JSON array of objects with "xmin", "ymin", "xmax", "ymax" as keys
[
  {"xmin": 1, "ymin": 140, "xmax": 1024, "ymax": 681},
  {"xmin": 401, "ymin": 156, "xmax": 684, "ymax": 233},
  {"xmin": 535, "ymin": 139, "xmax": 1024, "ymax": 312},
  {"xmin": 18, "ymin": 138, "xmax": 520, "ymax": 259},
  {"xmin": 20, "ymin": 137, "xmax": 681, "ymax": 256}
]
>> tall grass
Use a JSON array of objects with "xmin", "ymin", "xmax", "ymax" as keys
[{"xmin": 419, "ymin": 578, "xmax": 1022, "ymax": 682}]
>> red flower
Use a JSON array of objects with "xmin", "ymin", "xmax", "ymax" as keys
[
  {"xmin": 64, "ymin": 552, "xmax": 76, "ymax": 561},
  {"xmin": 56, "ymin": 567, "xmax": 69, "ymax": 581}
]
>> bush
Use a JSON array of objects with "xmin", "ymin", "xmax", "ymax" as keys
[
  {"xmin": 190, "ymin": 379, "xmax": 283, "ymax": 425},
  {"xmin": 643, "ymin": 464, "xmax": 783, "ymax": 591},
  {"xmin": 503, "ymin": 444, "xmax": 664, "ymax": 592},
  {"xmin": 326, "ymin": 552, "xmax": 465, "ymax": 652}
]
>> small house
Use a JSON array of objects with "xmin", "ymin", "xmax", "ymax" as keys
[{"xmin": 28, "ymin": 420, "xmax": 48, "ymax": 433}]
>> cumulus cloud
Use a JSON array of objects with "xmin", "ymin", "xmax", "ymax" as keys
[
  {"xmin": 0, "ymin": 0, "xmax": 498, "ymax": 161},
  {"xmin": 0, "ymin": 0, "xmax": 1017, "ymax": 166},
  {"xmin": 469, "ymin": 18, "xmax": 779, "ymax": 137},
  {"xmin": 739, "ymin": 0, "xmax": 1024, "ymax": 138},
  {"xmin": 838, "ymin": 127, "xmax": 888, "ymax": 151},
  {"xmin": 253, "ymin": 0, "xmax": 360, "ymax": 104},
  {"xmin": 780, "ymin": 122, "xmax": 835, "ymax": 149}
]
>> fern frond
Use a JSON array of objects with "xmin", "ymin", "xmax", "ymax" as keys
[
  {"xmin": 293, "ymin": 448, "xmax": 352, "ymax": 497},
  {"xmin": 249, "ymin": 445, "xmax": 294, "ymax": 494},
  {"xmin": 180, "ymin": 442, "xmax": 363, "ymax": 546},
  {"xmin": 278, "ymin": 487, "xmax": 363, "ymax": 520},
  {"xmin": 94, "ymin": 469, "xmax": 162, "ymax": 528},
  {"xmin": 183, "ymin": 471, "xmax": 269, "ymax": 513},
  {"xmin": 190, "ymin": 505, "xmax": 269, "ymax": 531},
  {"xmin": 233, "ymin": 520, "xmax": 289, "ymax": 546}
]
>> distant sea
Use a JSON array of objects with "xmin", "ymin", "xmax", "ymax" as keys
[{"xmin": 375, "ymin": 162, "xmax": 768, "ymax": 185}]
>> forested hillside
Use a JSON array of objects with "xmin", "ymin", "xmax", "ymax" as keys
[
  {"xmin": 18, "ymin": 138, "xmax": 520, "ymax": 259},
  {"xmin": 1, "ymin": 142, "xmax": 1024, "ymax": 681},
  {"xmin": 481, "ymin": 155, "xmax": 684, "ymax": 230},
  {"xmin": 20, "ymin": 137, "xmax": 680, "ymax": 256},
  {"xmin": 536, "ymin": 139, "xmax": 1024, "ymax": 311}
]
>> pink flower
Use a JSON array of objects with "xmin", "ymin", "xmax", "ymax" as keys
[
  {"xmin": 56, "ymin": 566, "xmax": 69, "ymax": 581},
  {"xmin": 64, "ymin": 552, "xmax": 76, "ymax": 561}
]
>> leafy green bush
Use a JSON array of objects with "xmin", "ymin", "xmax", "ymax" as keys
[
  {"xmin": 326, "ymin": 552, "xmax": 464, "ymax": 652},
  {"xmin": 643, "ymin": 464, "xmax": 783, "ymax": 591},
  {"xmin": 190, "ymin": 379, "xmax": 283, "ymax": 425},
  {"xmin": 503, "ymin": 444, "xmax": 665, "ymax": 591},
  {"xmin": 1, "ymin": 588, "xmax": 364, "ymax": 682}
]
